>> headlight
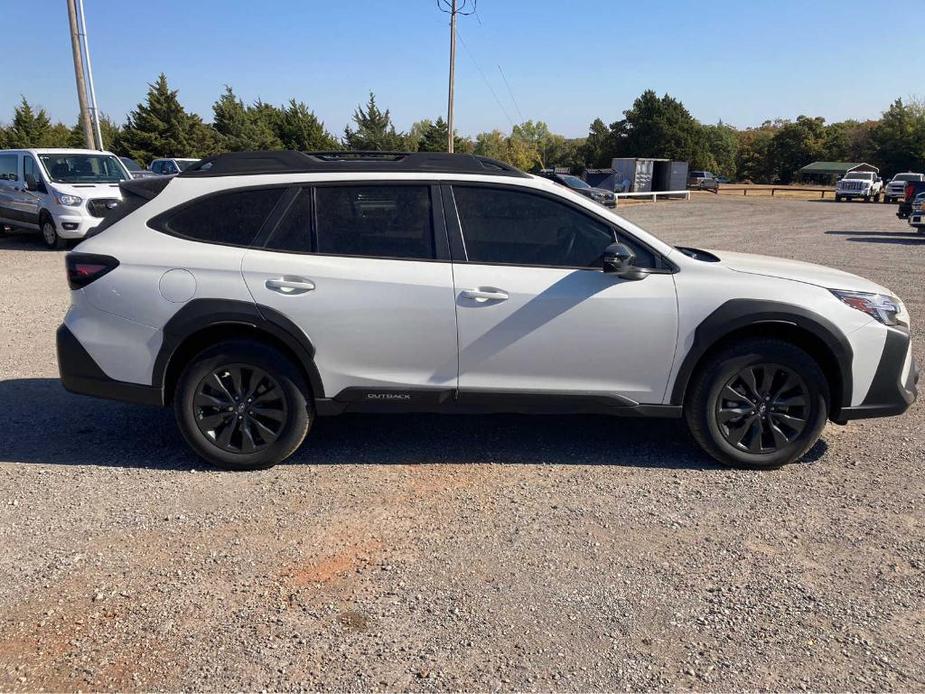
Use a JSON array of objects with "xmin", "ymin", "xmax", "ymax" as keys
[
  {"xmin": 54, "ymin": 191, "xmax": 83, "ymax": 207},
  {"xmin": 831, "ymin": 289, "xmax": 903, "ymax": 326}
]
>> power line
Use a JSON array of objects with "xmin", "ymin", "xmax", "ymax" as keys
[
  {"xmin": 497, "ymin": 64, "xmax": 524, "ymax": 123},
  {"xmin": 455, "ymin": 26, "xmax": 515, "ymax": 129}
]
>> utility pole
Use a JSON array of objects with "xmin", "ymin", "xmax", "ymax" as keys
[
  {"xmin": 77, "ymin": 0, "xmax": 104, "ymax": 150},
  {"xmin": 437, "ymin": 0, "xmax": 476, "ymax": 153},
  {"xmin": 447, "ymin": 0, "xmax": 456, "ymax": 153},
  {"xmin": 67, "ymin": 0, "xmax": 95, "ymax": 149}
]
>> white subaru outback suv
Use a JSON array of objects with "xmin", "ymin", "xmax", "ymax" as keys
[{"xmin": 56, "ymin": 151, "xmax": 918, "ymax": 470}]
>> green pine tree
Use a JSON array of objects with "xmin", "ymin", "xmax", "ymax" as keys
[
  {"xmin": 212, "ymin": 88, "xmax": 285, "ymax": 151},
  {"xmin": 6, "ymin": 98, "xmax": 53, "ymax": 147},
  {"xmin": 418, "ymin": 117, "xmax": 450, "ymax": 152},
  {"xmin": 277, "ymin": 99, "xmax": 337, "ymax": 151},
  {"xmin": 120, "ymin": 74, "xmax": 210, "ymax": 163},
  {"xmin": 343, "ymin": 93, "xmax": 405, "ymax": 151}
]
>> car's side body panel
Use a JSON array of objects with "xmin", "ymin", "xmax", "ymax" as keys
[{"xmin": 242, "ymin": 250, "xmax": 460, "ymax": 397}]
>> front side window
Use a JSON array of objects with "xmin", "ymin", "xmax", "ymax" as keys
[
  {"xmin": 163, "ymin": 161, "xmax": 179, "ymax": 175},
  {"xmin": 453, "ymin": 186, "xmax": 617, "ymax": 268},
  {"xmin": 153, "ymin": 187, "xmax": 285, "ymax": 247},
  {"xmin": 314, "ymin": 185, "xmax": 434, "ymax": 260},
  {"xmin": 38, "ymin": 154, "xmax": 127, "ymax": 183},
  {"xmin": 0, "ymin": 154, "xmax": 17, "ymax": 181},
  {"xmin": 23, "ymin": 156, "xmax": 39, "ymax": 185},
  {"xmin": 454, "ymin": 186, "xmax": 661, "ymax": 269},
  {"xmin": 176, "ymin": 160, "xmax": 198, "ymax": 172}
]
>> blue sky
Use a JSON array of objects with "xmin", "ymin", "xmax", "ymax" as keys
[{"xmin": 2, "ymin": 0, "xmax": 920, "ymax": 138}]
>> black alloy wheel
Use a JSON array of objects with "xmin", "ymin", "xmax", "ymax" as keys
[
  {"xmin": 715, "ymin": 364, "xmax": 809, "ymax": 454},
  {"xmin": 685, "ymin": 338, "xmax": 829, "ymax": 469},
  {"xmin": 194, "ymin": 364, "xmax": 287, "ymax": 454},
  {"xmin": 174, "ymin": 339, "xmax": 312, "ymax": 470}
]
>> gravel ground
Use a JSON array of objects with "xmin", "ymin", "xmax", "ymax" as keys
[{"xmin": 0, "ymin": 195, "xmax": 923, "ymax": 691}]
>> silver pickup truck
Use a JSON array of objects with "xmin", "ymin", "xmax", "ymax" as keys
[{"xmin": 884, "ymin": 172, "xmax": 925, "ymax": 203}]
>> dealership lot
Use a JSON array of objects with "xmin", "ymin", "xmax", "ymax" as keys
[{"xmin": 0, "ymin": 195, "xmax": 922, "ymax": 690}]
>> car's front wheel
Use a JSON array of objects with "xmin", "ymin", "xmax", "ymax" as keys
[
  {"xmin": 41, "ymin": 217, "xmax": 66, "ymax": 250},
  {"xmin": 685, "ymin": 338, "xmax": 829, "ymax": 468},
  {"xmin": 174, "ymin": 339, "xmax": 312, "ymax": 470}
]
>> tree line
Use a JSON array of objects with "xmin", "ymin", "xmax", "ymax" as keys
[{"xmin": 2, "ymin": 73, "xmax": 923, "ymax": 182}]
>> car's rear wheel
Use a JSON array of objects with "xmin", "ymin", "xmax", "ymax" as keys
[
  {"xmin": 174, "ymin": 339, "xmax": 312, "ymax": 470},
  {"xmin": 685, "ymin": 338, "xmax": 829, "ymax": 468}
]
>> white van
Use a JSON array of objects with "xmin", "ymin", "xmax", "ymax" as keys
[{"xmin": 0, "ymin": 148, "xmax": 130, "ymax": 248}]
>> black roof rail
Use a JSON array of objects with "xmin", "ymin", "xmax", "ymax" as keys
[{"xmin": 178, "ymin": 150, "xmax": 529, "ymax": 178}]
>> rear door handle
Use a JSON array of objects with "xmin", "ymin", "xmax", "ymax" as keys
[
  {"xmin": 265, "ymin": 276, "xmax": 315, "ymax": 295},
  {"xmin": 461, "ymin": 287, "xmax": 509, "ymax": 302}
]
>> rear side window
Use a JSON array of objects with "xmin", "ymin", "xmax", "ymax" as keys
[
  {"xmin": 0, "ymin": 154, "xmax": 17, "ymax": 180},
  {"xmin": 265, "ymin": 188, "xmax": 313, "ymax": 253},
  {"xmin": 314, "ymin": 185, "xmax": 434, "ymax": 260},
  {"xmin": 153, "ymin": 187, "xmax": 284, "ymax": 247}
]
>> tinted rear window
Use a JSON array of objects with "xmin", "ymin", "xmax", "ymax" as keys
[
  {"xmin": 153, "ymin": 187, "xmax": 284, "ymax": 246},
  {"xmin": 314, "ymin": 185, "xmax": 434, "ymax": 260}
]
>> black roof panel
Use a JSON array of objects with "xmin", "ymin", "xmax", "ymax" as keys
[{"xmin": 178, "ymin": 150, "xmax": 529, "ymax": 178}]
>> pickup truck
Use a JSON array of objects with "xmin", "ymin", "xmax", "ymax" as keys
[
  {"xmin": 835, "ymin": 171, "xmax": 883, "ymax": 202},
  {"xmin": 897, "ymin": 180, "xmax": 925, "ymax": 219},
  {"xmin": 908, "ymin": 192, "xmax": 925, "ymax": 231},
  {"xmin": 884, "ymin": 172, "xmax": 925, "ymax": 203}
]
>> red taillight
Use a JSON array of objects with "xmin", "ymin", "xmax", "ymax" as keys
[{"xmin": 65, "ymin": 253, "xmax": 119, "ymax": 289}]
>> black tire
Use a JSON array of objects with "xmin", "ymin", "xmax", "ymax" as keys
[
  {"xmin": 834, "ymin": 194, "xmax": 842, "ymax": 202},
  {"xmin": 685, "ymin": 338, "xmax": 829, "ymax": 469},
  {"xmin": 173, "ymin": 339, "xmax": 312, "ymax": 470},
  {"xmin": 40, "ymin": 216, "xmax": 66, "ymax": 250}
]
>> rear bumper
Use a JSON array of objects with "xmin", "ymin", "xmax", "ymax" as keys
[
  {"xmin": 57, "ymin": 324, "xmax": 163, "ymax": 406},
  {"xmin": 836, "ymin": 328, "xmax": 918, "ymax": 421}
]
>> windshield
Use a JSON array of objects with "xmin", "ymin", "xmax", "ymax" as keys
[
  {"xmin": 119, "ymin": 157, "xmax": 142, "ymax": 172},
  {"xmin": 39, "ymin": 154, "xmax": 128, "ymax": 184},
  {"xmin": 844, "ymin": 172, "xmax": 873, "ymax": 180},
  {"xmin": 176, "ymin": 160, "xmax": 199, "ymax": 172},
  {"xmin": 560, "ymin": 175, "xmax": 590, "ymax": 190},
  {"xmin": 894, "ymin": 173, "xmax": 920, "ymax": 182}
]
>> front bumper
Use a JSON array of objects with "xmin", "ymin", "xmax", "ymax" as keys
[
  {"xmin": 837, "ymin": 328, "xmax": 918, "ymax": 421},
  {"xmin": 57, "ymin": 324, "xmax": 163, "ymax": 406},
  {"xmin": 53, "ymin": 212, "xmax": 98, "ymax": 239}
]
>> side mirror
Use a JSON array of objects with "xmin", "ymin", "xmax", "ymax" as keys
[
  {"xmin": 24, "ymin": 174, "xmax": 44, "ymax": 192},
  {"xmin": 603, "ymin": 243, "xmax": 648, "ymax": 280}
]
